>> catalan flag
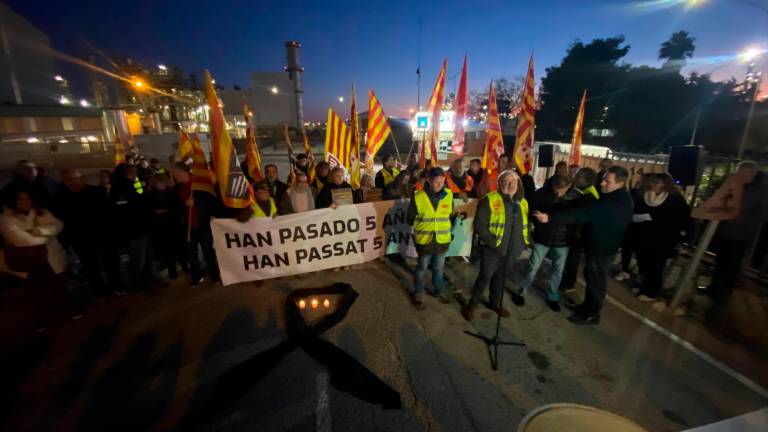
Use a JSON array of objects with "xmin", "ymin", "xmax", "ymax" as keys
[
  {"xmin": 302, "ymin": 130, "xmax": 316, "ymax": 182},
  {"xmin": 178, "ymin": 130, "xmax": 193, "ymax": 161},
  {"xmin": 421, "ymin": 59, "xmax": 447, "ymax": 168},
  {"xmin": 284, "ymin": 125, "xmax": 297, "ymax": 185},
  {"xmin": 114, "ymin": 127, "xmax": 126, "ymax": 166},
  {"xmin": 205, "ymin": 70, "xmax": 251, "ymax": 208},
  {"xmin": 324, "ymin": 108, "xmax": 352, "ymax": 169},
  {"xmin": 244, "ymin": 102, "xmax": 263, "ymax": 182},
  {"xmin": 514, "ymin": 53, "xmax": 536, "ymax": 175},
  {"xmin": 568, "ymin": 90, "xmax": 587, "ymax": 167},
  {"xmin": 349, "ymin": 83, "xmax": 362, "ymax": 189},
  {"xmin": 365, "ymin": 89, "xmax": 392, "ymax": 172},
  {"xmin": 190, "ymin": 134, "xmax": 215, "ymax": 196},
  {"xmin": 481, "ymin": 81, "xmax": 504, "ymax": 172},
  {"xmin": 453, "ymin": 54, "xmax": 468, "ymax": 157}
]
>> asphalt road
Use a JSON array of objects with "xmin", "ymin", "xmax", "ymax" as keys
[{"xmin": 2, "ymin": 254, "xmax": 766, "ymax": 432}]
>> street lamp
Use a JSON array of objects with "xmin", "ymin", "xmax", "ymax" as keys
[
  {"xmin": 338, "ymin": 96, "xmax": 344, "ymax": 103},
  {"xmin": 271, "ymin": 86, "xmax": 279, "ymax": 94},
  {"xmin": 80, "ymin": 99, "xmax": 90, "ymax": 107},
  {"xmin": 739, "ymin": 48, "xmax": 764, "ymax": 63},
  {"xmin": 133, "ymin": 79, "xmax": 145, "ymax": 90},
  {"xmin": 53, "ymin": 75, "xmax": 64, "ymax": 82}
]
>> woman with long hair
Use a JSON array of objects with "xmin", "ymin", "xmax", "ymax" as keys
[{"xmin": 634, "ymin": 173, "xmax": 691, "ymax": 301}]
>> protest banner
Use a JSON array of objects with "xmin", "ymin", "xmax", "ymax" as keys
[{"xmin": 211, "ymin": 199, "xmax": 477, "ymax": 285}]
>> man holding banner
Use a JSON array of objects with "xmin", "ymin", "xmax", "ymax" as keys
[
  {"xmin": 462, "ymin": 170, "xmax": 529, "ymax": 321},
  {"xmin": 407, "ymin": 167, "xmax": 455, "ymax": 310}
]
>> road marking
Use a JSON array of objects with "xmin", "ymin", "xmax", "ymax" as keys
[
  {"xmin": 316, "ymin": 371, "xmax": 331, "ymax": 432},
  {"xmin": 603, "ymin": 293, "xmax": 768, "ymax": 400}
]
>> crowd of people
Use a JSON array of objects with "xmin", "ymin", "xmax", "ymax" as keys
[{"xmin": 1, "ymin": 149, "xmax": 763, "ymax": 332}]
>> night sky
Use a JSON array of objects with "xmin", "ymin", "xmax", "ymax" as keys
[{"xmin": 8, "ymin": 0, "xmax": 768, "ymax": 120}]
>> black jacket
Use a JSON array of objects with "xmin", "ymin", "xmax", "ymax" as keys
[
  {"xmin": 530, "ymin": 187, "xmax": 570, "ymax": 247},
  {"xmin": 52, "ymin": 185, "xmax": 108, "ymax": 247},
  {"xmin": 315, "ymin": 181, "xmax": 361, "ymax": 209},
  {"xmin": 562, "ymin": 185, "xmax": 599, "ymax": 246},
  {"xmin": 633, "ymin": 192, "xmax": 691, "ymax": 256},
  {"xmin": 552, "ymin": 188, "xmax": 633, "ymax": 255},
  {"xmin": 108, "ymin": 177, "xmax": 153, "ymax": 241}
]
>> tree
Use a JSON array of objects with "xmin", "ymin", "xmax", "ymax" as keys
[
  {"xmin": 469, "ymin": 77, "xmax": 524, "ymax": 131},
  {"xmin": 537, "ymin": 36, "xmax": 631, "ymax": 141},
  {"xmin": 659, "ymin": 31, "xmax": 696, "ymax": 69}
]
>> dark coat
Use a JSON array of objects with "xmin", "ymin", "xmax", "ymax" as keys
[
  {"xmin": 552, "ymin": 188, "xmax": 633, "ymax": 255},
  {"xmin": 108, "ymin": 177, "xmax": 153, "ymax": 241},
  {"xmin": 315, "ymin": 181, "xmax": 361, "ymax": 209},
  {"xmin": 530, "ymin": 186, "xmax": 570, "ymax": 247},
  {"xmin": 633, "ymin": 192, "xmax": 691, "ymax": 256},
  {"xmin": 52, "ymin": 185, "xmax": 108, "ymax": 248}
]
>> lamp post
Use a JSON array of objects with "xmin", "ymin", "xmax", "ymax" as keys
[{"xmin": 737, "ymin": 49, "xmax": 764, "ymax": 160}]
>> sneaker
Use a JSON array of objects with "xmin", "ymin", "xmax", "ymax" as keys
[
  {"xmin": 568, "ymin": 313, "xmax": 600, "ymax": 326},
  {"xmin": 511, "ymin": 292, "xmax": 525, "ymax": 307},
  {"xmin": 614, "ymin": 272, "xmax": 631, "ymax": 282},
  {"xmin": 190, "ymin": 277, "xmax": 204, "ymax": 288},
  {"xmin": 411, "ymin": 293, "xmax": 426, "ymax": 311},
  {"xmin": 637, "ymin": 294, "xmax": 657, "ymax": 303},
  {"xmin": 546, "ymin": 300, "xmax": 561, "ymax": 312},
  {"xmin": 461, "ymin": 303, "xmax": 477, "ymax": 321}
]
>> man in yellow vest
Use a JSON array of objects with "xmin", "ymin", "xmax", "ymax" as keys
[
  {"xmin": 462, "ymin": 170, "xmax": 530, "ymax": 321},
  {"xmin": 375, "ymin": 154, "xmax": 400, "ymax": 199},
  {"xmin": 406, "ymin": 167, "xmax": 455, "ymax": 310},
  {"xmin": 236, "ymin": 181, "xmax": 277, "ymax": 221}
]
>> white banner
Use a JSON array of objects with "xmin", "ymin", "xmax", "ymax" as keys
[{"xmin": 211, "ymin": 199, "xmax": 477, "ymax": 285}]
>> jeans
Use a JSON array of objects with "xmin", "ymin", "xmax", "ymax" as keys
[
  {"xmin": 471, "ymin": 246, "xmax": 511, "ymax": 306},
  {"xmin": 413, "ymin": 252, "xmax": 447, "ymax": 295},
  {"xmin": 129, "ymin": 235, "xmax": 153, "ymax": 292},
  {"xmin": 518, "ymin": 243, "xmax": 569, "ymax": 301},
  {"xmin": 581, "ymin": 253, "xmax": 613, "ymax": 317}
]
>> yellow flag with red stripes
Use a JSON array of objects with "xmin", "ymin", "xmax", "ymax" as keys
[
  {"xmin": 244, "ymin": 102, "xmax": 263, "ymax": 181},
  {"xmin": 205, "ymin": 70, "xmax": 252, "ymax": 208},
  {"xmin": 365, "ymin": 89, "xmax": 392, "ymax": 172},
  {"xmin": 190, "ymin": 134, "xmax": 215, "ymax": 196},
  {"xmin": 324, "ymin": 108, "xmax": 351, "ymax": 170},
  {"xmin": 568, "ymin": 90, "xmax": 587, "ymax": 167},
  {"xmin": 114, "ymin": 127, "xmax": 126, "ymax": 166},
  {"xmin": 421, "ymin": 59, "xmax": 447, "ymax": 168},
  {"xmin": 178, "ymin": 130, "xmax": 193, "ymax": 161},
  {"xmin": 481, "ymin": 81, "xmax": 504, "ymax": 172},
  {"xmin": 514, "ymin": 53, "xmax": 536, "ymax": 174}
]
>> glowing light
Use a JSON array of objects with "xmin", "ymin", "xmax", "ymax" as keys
[
  {"xmin": 133, "ymin": 79, "xmax": 145, "ymax": 89},
  {"xmin": 54, "ymin": 75, "xmax": 64, "ymax": 82},
  {"xmin": 739, "ymin": 48, "xmax": 764, "ymax": 63},
  {"xmin": 338, "ymin": 96, "xmax": 344, "ymax": 103},
  {"xmin": 248, "ymin": 111, "xmax": 253, "ymax": 116},
  {"xmin": 59, "ymin": 95, "xmax": 71, "ymax": 105},
  {"xmin": 158, "ymin": 64, "xmax": 167, "ymax": 71},
  {"xmin": 211, "ymin": 79, "xmax": 216, "ymax": 84},
  {"xmin": 409, "ymin": 108, "xmax": 415, "ymax": 114},
  {"xmin": 86, "ymin": 135, "xmax": 97, "ymax": 142},
  {"xmin": 323, "ymin": 299, "xmax": 330, "ymax": 308},
  {"xmin": 27, "ymin": 137, "xmax": 40, "ymax": 143},
  {"xmin": 298, "ymin": 299, "xmax": 306, "ymax": 309},
  {"xmin": 58, "ymin": 139, "xmax": 68, "ymax": 144},
  {"xmin": 311, "ymin": 298, "xmax": 319, "ymax": 309},
  {"xmin": 271, "ymin": 86, "xmax": 279, "ymax": 94},
  {"xmin": 79, "ymin": 99, "xmax": 90, "ymax": 107}
]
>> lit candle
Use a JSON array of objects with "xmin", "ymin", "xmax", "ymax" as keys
[
  {"xmin": 323, "ymin": 299, "xmax": 330, "ymax": 308},
  {"xmin": 311, "ymin": 298, "xmax": 319, "ymax": 309},
  {"xmin": 298, "ymin": 299, "xmax": 306, "ymax": 309}
]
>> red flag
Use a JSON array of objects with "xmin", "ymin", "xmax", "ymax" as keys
[
  {"xmin": 514, "ymin": 52, "xmax": 536, "ymax": 174},
  {"xmin": 453, "ymin": 54, "xmax": 468, "ymax": 157},
  {"xmin": 568, "ymin": 90, "xmax": 587, "ymax": 167},
  {"xmin": 205, "ymin": 70, "xmax": 252, "ymax": 208},
  {"xmin": 421, "ymin": 59, "xmax": 447, "ymax": 168},
  {"xmin": 481, "ymin": 81, "xmax": 504, "ymax": 172},
  {"xmin": 178, "ymin": 131, "xmax": 193, "ymax": 161}
]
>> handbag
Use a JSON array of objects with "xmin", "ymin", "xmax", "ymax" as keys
[{"xmin": 3, "ymin": 244, "xmax": 47, "ymax": 272}]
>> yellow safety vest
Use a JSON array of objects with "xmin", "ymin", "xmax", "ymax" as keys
[
  {"xmin": 413, "ymin": 189, "xmax": 453, "ymax": 245},
  {"xmin": 486, "ymin": 192, "xmax": 529, "ymax": 247},
  {"xmin": 583, "ymin": 185, "xmax": 600, "ymax": 200},
  {"xmin": 313, "ymin": 177, "xmax": 325, "ymax": 193},
  {"xmin": 380, "ymin": 168, "xmax": 400, "ymax": 187},
  {"xmin": 251, "ymin": 198, "xmax": 277, "ymax": 218},
  {"xmin": 133, "ymin": 177, "xmax": 144, "ymax": 195}
]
